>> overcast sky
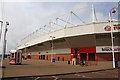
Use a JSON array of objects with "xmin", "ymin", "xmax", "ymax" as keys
[{"xmin": 0, "ymin": 1, "xmax": 118, "ymax": 53}]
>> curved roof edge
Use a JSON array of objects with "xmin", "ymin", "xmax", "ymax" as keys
[{"xmin": 17, "ymin": 21, "xmax": 120, "ymax": 49}]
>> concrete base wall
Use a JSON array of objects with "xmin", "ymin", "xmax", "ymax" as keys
[
  {"xmin": 39, "ymin": 54, "xmax": 71, "ymax": 61},
  {"xmin": 28, "ymin": 53, "xmax": 120, "ymax": 61},
  {"xmin": 97, "ymin": 53, "xmax": 120, "ymax": 61}
]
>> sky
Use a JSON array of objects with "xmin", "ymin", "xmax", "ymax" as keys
[{"xmin": 0, "ymin": 1, "xmax": 118, "ymax": 54}]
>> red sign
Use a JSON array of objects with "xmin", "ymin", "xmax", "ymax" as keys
[
  {"xmin": 105, "ymin": 25, "xmax": 120, "ymax": 31},
  {"xmin": 104, "ymin": 26, "xmax": 111, "ymax": 31}
]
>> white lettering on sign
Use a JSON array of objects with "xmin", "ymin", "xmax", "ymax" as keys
[{"xmin": 96, "ymin": 46, "xmax": 120, "ymax": 53}]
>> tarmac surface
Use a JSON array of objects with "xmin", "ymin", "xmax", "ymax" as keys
[
  {"xmin": 2, "ymin": 69, "xmax": 119, "ymax": 80},
  {"xmin": 1, "ymin": 59, "xmax": 120, "ymax": 80}
]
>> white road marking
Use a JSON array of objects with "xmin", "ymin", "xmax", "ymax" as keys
[
  {"xmin": 75, "ymin": 73, "xmax": 93, "ymax": 78},
  {"xmin": 80, "ymin": 74, "xmax": 92, "ymax": 78},
  {"xmin": 82, "ymin": 75, "xmax": 86, "ymax": 78},
  {"xmin": 52, "ymin": 76, "xmax": 56, "ymax": 78},
  {"xmin": 74, "ymin": 74, "xmax": 81, "ymax": 76},
  {"xmin": 52, "ymin": 76, "xmax": 59, "ymax": 80},
  {"xmin": 92, "ymin": 72, "xmax": 98, "ymax": 73},
  {"xmin": 34, "ymin": 77, "xmax": 40, "ymax": 80}
]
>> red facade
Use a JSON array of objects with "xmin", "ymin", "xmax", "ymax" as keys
[{"xmin": 71, "ymin": 46, "xmax": 96, "ymax": 61}]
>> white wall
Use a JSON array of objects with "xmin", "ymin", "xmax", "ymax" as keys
[{"xmin": 18, "ymin": 21, "xmax": 120, "ymax": 49}]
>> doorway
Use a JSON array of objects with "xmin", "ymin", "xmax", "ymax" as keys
[
  {"xmin": 58, "ymin": 56, "xmax": 60, "ymax": 61},
  {"xmin": 41, "ymin": 55, "xmax": 45, "ymax": 60},
  {"xmin": 88, "ymin": 53, "xmax": 95, "ymax": 61},
  {"xmin": 80, "ymin": 53, "xmax": 86, "ymax": 61}
]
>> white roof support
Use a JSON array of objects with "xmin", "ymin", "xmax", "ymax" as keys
[{"xmin": 92, "ymin": 4, "xmax": 97, "ymax": 23}]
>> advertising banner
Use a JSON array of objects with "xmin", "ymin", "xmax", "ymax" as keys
[{"xmin": 96, "ymin": 46, "xmax": 120, "ymax": 53}]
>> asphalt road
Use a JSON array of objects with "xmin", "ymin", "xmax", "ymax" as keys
[{"xmin": 2, "ymin": 69, "xmax": 119, "ymax": 80}]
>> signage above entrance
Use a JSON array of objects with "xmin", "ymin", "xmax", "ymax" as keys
[{"xmin": 96, "ymin": 46, "xmax": 120, "ymax": 53}]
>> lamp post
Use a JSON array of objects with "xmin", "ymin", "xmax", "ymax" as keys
[
  {"xmin": 24, "ymin": 43, "xmax": 28, "ymax": 60},
  {"xmin": 0, "ymin": 21, "xmax": 9, "ymax": 67},
  {"xmin": 109, "ymin": 7, "xmax": 117, "ymax": 68},
  {"xmin": 3, "ymin": 22, "xmax": 9, "ymax": 58},
  {"xmin": 0, "ymin": 21, "xmax": 3, "ymax": 41},
  {"xmin": 50, "ymin": 36, "xmax": 55, "ymax": 62}
]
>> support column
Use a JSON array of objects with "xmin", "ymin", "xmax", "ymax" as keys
[
  {"xmin": 86, "ymin": 53, "xmax": 89, "ymax": 61},
  {"xmin": 77, "ymin": 53, "xmax": 80, "ymax": 61},
  {"xmin": 79, "ymin": 53, "xmax": 81, "ymax": 61},
  {"xmin": 95, "ymin": 53, "xmax": 97, "ymax": 61}
]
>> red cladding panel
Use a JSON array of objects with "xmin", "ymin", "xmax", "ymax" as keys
[
  {"xmin": 79, "ymin": 47, "xmax": 96, "ymax": 53},
  {"xmin": 71, "ymin": 48, "xmax": 75, "ymax": 54}
]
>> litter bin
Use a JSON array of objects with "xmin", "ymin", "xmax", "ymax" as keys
[
  {"xmin": 68, "ymin": 60, "xmax": 70, "ymax": 64},
  {"xmin": 52, "ymin": 58, "xmax": 55, "ymax": 62},
  {"xmin": 115, "ymin": 60, "xmax": 118, "ymax": 68}
]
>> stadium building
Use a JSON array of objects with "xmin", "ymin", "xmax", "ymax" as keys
[
  {"xmin": 17, "ymin": 21, "xmax": 120, "ymax": 62},
  {"xmin": 17, "ymin": 6, "xmax": 120, "ymax": 63}
]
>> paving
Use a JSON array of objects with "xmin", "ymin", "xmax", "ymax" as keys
[{"xmin": 1, "ymin": 59, "xmax": 120, "ymax": 79}]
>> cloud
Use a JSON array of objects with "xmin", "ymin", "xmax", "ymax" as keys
[
  {"xmin": 3, "ymin": 0, "xmax": 120, "ymax": 2},
  {"xmin": 96, "ymin": 12, "xmax": 108, "ymax": 22},
  {"xmin": 2, "ymin": 2, "xmax": 80, "ymax": 51},
  {"xmin": 0, "ymin": 2, "xmax": 116, "ymax": 53}
]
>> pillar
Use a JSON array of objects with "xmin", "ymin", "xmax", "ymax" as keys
[
  {"xmin": 95, "ymin": 53, "xmax": 97, "ymax": 61},
  {"xmin": 86, "ymin": 53, "xmax": 89, "ymax": 61}
]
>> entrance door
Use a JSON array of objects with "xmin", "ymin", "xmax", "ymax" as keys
[
  {"xmin": 80, "ymin": 53, "xmax": 86, "ymax": 61},
  {"xmin": 58, "ymin": 56, "xmax": 60, "ymax": 61},
  {"xmin": 88, "ymin": 53, "xmax": 95, "ymax": 61},
  {"xmin": 42, "ymin": 55, "xmax": 45, "ymax": 60}
]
